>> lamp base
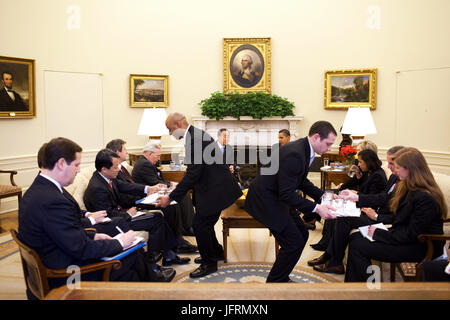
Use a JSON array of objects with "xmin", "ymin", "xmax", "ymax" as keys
[{"xmin": 351, "ymin": 136, "xmax": 365, "ymax": 146}]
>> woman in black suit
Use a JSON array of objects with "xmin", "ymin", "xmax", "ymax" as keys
[
  {"xmin": 345, "ymin": 147, "xmax": 447, "ymax": 282},
  {"xmin": 311, "ymin": 149, "xmax": 387, "ymax": 252}
]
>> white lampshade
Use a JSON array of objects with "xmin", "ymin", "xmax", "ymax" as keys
[
  {"xmin": 341, "ymin": 107, "xmax": 377, "ymax": 137},
  {"xmin": 137, "ymin": 108, "xmax": 169, "ymax": 142}
]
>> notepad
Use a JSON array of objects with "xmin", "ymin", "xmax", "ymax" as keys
[
  {"xmin": 358, "ymin": 223, "xmax": 388, "ymax": 242},
  {"xmin": 136, "ymin": 193, "xmax": 178, "ymax": 206},
  {"xmin": 100, "ymin": 240, "xmax": 146, "ymax": 261}
]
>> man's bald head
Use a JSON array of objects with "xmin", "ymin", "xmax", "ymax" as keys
[{"xmin": 166, "ymin": 112, "xmax": 189, "ymax": 139}]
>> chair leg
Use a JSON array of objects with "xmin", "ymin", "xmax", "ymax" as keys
[{"xmin": 390, "ymin": 262, "xmax": 396, "ymax": 282}]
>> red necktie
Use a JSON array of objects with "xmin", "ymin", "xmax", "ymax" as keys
[
  {"xmin": 108, "ymin": 180, "xmax": 113, "ymax": 189},
  {"xmin": 121, "ymin": 167, "xmax": 134, "ymax": 183}
]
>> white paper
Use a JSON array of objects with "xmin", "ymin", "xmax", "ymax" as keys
[
  {"xmin": 321, "ymin": 199, "xmax": 361, "ymax": 217},
  {"xmin": 113, "ymin": 234, "xmax": 144, "ymax": 250},
  {"xmin": 101, "ymin": 217, "xmax": 112, "ymax": 223},
  {"xmin": 358, "ymin": 223, "xmax": 388, "ymax": 242},
  {"xmin": 139, "ymin": 193, "xmax": 178, "ymax": 205}
]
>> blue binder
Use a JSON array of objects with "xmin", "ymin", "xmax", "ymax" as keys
[{"xmin": 101, "ymin": 241, "xmax": 146, "ymax": 261}]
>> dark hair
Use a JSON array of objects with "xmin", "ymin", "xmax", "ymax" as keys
[
  {"xmin": 358, "ymin": 149, "xmax": 382, "ymax": 172},
  {"xmin": 95, "ymin": 148, "xmax": 119, "ymax": 172},
  {"xmin": 1, "ymin": 71, "xmax": 13, "ymax": 80},
  {"xmin": 43, "ymin": 137, "xmax": 82, "ymax": 170},
  {"xmin": 278, "ymin": 129, "xmax": 290, "ymax": 137},
  {"xmin": 308, "ymin": 121, "xmax": 337, "ymax": 140},
  {"xmin": 387, "ymin": 145, "xmax": 405, "ymax": 156},
  {"xmin": 106, "ymin": 139, "xmax": 126, "ymax": 153},
  {"xmin": 217, "ymin": 128, "xmax": 229, "ymax": 137},
  {"xmin": 37, "ymin": 143, "xmax": 48, "ymax": 169}
]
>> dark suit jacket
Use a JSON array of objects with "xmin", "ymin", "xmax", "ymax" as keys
[
  {"xmin": 339, "ymin": 167, "xmax": 387, "ymax": 196},
  {"xmin": 168, "ymin": 125, "xmax": 242, "ymax": 215},
  {"xmin": 373, "ymin": 190, "xmax": 443, "ymax": 252},
  {"xmin": 0, "ymin": 87, "xmax": 27, "ymax": 111},
  {"xmin": 132, "ymin": 156, "xmax": 170, "ymax": 187},
  {"xmin": 244, "ymin": 137, "xmax": 324, "ymax": 233},
  {"xmin": 18, "ymin": 175, "xmax": 123, "ymax": 272},
  {"xmin": 83, "ymin": 171, "xmax": 146, "ymax": 220},
  {"xmin": 116, "ymin": 165, "xmax": 143, "ymax": 208}
]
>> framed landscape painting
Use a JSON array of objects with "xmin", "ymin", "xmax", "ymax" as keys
[
  {"xmin": 223, "ymin": 38, "xmax": 271, "ymax": 94},
  {"xmin": 324, "ymin": 69, "xmax": 377, "ymax": 110},
  {"xmin": 130, "ymin": 74, "xmax": 168, "ymax": 107},
  {"xmin": 0, "ymin": 56, "xmax": 36, "ymax": 118}
]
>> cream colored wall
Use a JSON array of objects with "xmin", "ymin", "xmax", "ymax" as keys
[{"xmin": 1, "ymin": 0, "xmax": 449, "ymax": 212}]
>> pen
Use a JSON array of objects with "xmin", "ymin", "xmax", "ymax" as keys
[{"xmin": 116, "ymin": 226, "xmax": 124, "ymax": 234}]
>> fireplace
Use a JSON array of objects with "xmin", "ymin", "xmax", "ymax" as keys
[{"xmin": 191, "ymin": 115, "xmax": 303, "ymax": 188}]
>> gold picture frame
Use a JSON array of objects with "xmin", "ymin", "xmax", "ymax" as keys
[
  {"xmin": 0, "ymin": 56, "xmax": 36, "ymax": 119},
  {"xmin": 223, "ymin": 38, "xmax": 271, "ymax": 94},
  {"xmin": 324, "ymin": 68, "xmax": 377, "ymax": 110},
  {"xmin": 130, "ymin": 74, "xmax": 168, "ymax": 107}
]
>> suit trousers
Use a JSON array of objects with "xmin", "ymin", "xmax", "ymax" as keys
[
  {"xmin": 267, "ymin": 213, "xmax": 309, "ymax": 282},
  {"xmin": 130, "ymin": 214, "xmax": 167, "ymax": 254},
  {"xmin": 327, "ymin": 215, "xmax": 376, "ymax": 267},
  {"xmin": 92, "ymin": 217, "xmax": 131, "ymax": 236},
  {"xmin": 192, "ymin": 210, "xmax": 223, "ymax": 265},
  {"xmin": 345, "ymin": 232, "xmax": 427, "ymax": 282}
]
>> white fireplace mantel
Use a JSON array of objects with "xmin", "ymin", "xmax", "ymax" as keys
[{"xmin": 192, "ymin": 115, "xmax": 303, "ymax": 146}]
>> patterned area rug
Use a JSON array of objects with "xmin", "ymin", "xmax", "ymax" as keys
[{"xmin": 174, "ymin": 262, "xmax": 338, "ymax": 283}]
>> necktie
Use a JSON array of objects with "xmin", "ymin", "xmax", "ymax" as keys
[
  {"xmin": 121, "ymin": 167, "xmax": 134, "ymax": 183},
  {"xmin": 108, "ymin": 180, "xmax": 113, "ymax": 189}
]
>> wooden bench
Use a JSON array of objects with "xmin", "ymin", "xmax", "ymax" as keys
[
  {"xmin": 45, "ymin": 281, "xmax": 450, "ymax": 300},
  {"xmin": 221, "ymin": 203, "xmax": 279, "ymax": 262}
]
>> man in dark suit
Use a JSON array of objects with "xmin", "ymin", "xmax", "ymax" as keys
[
  {"xmin": 244, "ymin": 121, "xmax": 338, "ymax": 282},
  {"xmin": 106, "ymin": 139, "xmax": 197, "ymax": 256},
  {"xmin": 0, "ymin": 71, "xmax": 27, "ymax": 111},
  {"xmin": 157, "ymin": 113, "xmax": 243, "ymax": 278},
  {"xmin": 130, "ymin": 142, "xmax": 197, "ymax": 253},
  {"xmin": 83, "ymin": 149, "xmax": 189, "ymax": 267},
  {"xmin": 18, "ymin": 138, "xmax": 172, "ymax": 299}
]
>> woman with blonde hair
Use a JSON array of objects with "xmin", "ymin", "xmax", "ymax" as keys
[{"xmin": 345, "ymin": 147, "xmax": 446, "ymax": 282}]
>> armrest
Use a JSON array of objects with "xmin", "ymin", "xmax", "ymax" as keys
[
  {"xmin": 46, "ymin": 260, "xmax": 122, "ymax": 280},
  {"xmin": 0, "ymin": 169, "xmax": 18, "ymax": 186},
  {"xmin": 418, "ymin": 233, "xmax": 450, "ymax": 262}
]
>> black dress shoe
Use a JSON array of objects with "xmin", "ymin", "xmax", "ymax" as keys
[
  {"xmin": 149, "ymin": 267, "xmax": 176, "ymax": 282},
  {"xmin": 194, "ymin": 255, "xmax": 224, "ymax": 264},
  {"xmin": 147, "ymin": 251, "xmax": 163, "ymax": 263},
  {"xmin": 313, "ymin": 263, "xmax": 345, "ymax": 274},
  {"xmin": 310, "ymin": 243, "xmax": 327, "ymax": 251},
  {"xmin": 175, "ymin": 244, "xmax": 198, "ymax": 254},
  {"xmin": 162, "ymin": 255, "xmax": 191, "ymax": 266},
  {"xmin": 189, "ymin": 264, "xmax": 218, "ymax": 278},
  {"xmin": 304, "ymin": 222, "xmax": 316, "ymax": 230},
  {"xmin": 307, "ymin": 253, "xmax": 330, "ymax": 266}
]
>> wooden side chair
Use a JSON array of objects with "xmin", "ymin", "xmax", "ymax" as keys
[
  {"xmin": 0, "ymin": 170, "xmax": 22, "ymax": 209},
  {"xmin": 390, "ymin": 218, "xmax": 450, "ymax": 282},
  {"xmin": 10, "ymin": 229, "xmax": 122, "ymax": 299}
]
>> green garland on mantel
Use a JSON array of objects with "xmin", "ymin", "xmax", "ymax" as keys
[{"xmin": 199, "ymin": 91, "xmax": 295, "ymax": 120}]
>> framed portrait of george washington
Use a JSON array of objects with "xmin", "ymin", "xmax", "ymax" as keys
[
  {"xmin": 324, "ymin": 69, "xmax": 377, "ymax": 110},
  {"xmin": 0, "ymin": 56, "xmax": 36, "ymax": 119},
  {"xmin": 223, "ymin": 38, "xmax": 271, "ymax": 94},
  {"xmin": 130, "ymin": 74, "xmax": 169, "ymax": 107}
]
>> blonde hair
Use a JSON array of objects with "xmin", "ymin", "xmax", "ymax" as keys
[
  {"xmin": 357, "ymin": 140, "xmax": 378, "ymax": 154},
  {"xmin": 389, "ymin": 148, "xmax": 447, "ymax": 219}
]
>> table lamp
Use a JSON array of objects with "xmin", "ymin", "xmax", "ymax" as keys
[
  {"xmin": 340, "ymin": 107, "xmax": 376, "ymax": 146},
  {"xmin": 137, "ymin": 108, "xmax": 169, "ymax": 144}
]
